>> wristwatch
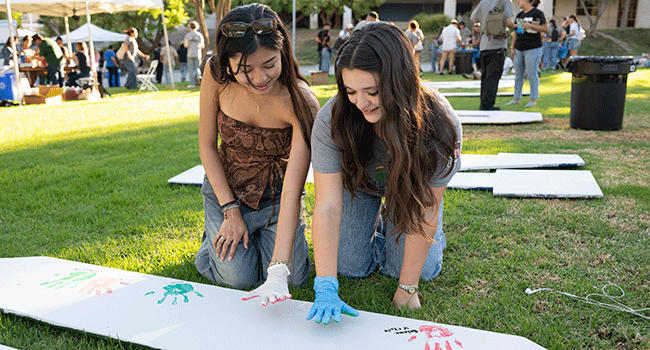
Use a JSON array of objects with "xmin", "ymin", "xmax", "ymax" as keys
[{"xmin": 398, "ymin": 283, "xmax": 418, "ymax": 294}]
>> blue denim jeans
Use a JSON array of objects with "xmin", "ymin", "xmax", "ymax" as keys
[
  {"xmin": 123, "ymin": 58, "xmax": 137, "ymax": 89},
  {"xmin": 337, "ymin": 189, "xmax": 446, "ymax": 280},
  {"xmin": 179, "ymin": 62, "xmax": 188, "ymax": 82},
  {"xmin": 195, "ymin": 176, "xmax": 311, "ymax": 289},
  {"xmin": 320, "ymin": 48, "xmax": 331, "ymax": 73},
  {"xmin": 187, "ymin": 57, "xmax": 202, "ymax": 85},
  {"xmin": 163, "ymin": 64, "xmax": 173, "ymax": 84},
  {"xmin": 514, "ymin": 47, "xmax": 543, "ymax": 100},
  {"xmin": 542, "ymin": 41, "xmax": 560, "ymax": 71}
]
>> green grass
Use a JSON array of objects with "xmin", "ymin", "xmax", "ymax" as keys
[{"xmin": 1, "ymin": 65, "xmax": 650, "ymax": 349}]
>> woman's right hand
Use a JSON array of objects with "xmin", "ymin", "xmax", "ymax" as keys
[{"xmin": 213, "ymin": 208, "xmax": 249, "ymax": 261}]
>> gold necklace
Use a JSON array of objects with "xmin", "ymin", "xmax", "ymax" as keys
[{"xmin": 244, "ymin": 85, "xmax": 273, "ymax": 113}]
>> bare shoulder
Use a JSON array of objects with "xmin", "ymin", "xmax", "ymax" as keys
[{"xmin": 297, "ymin": 79, "xmax": 320, "ymax": 116}]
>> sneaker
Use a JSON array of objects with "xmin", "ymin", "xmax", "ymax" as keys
[
  {"xmin": 505, "ymin": 100, "xmax": 519, "ymax": 105},
  {"xmin": 439, "ymin": 72, "xmax": 444, "ymax": 75},
  {"xmin": 525, "ymin": 101, "xmax": 536, "ymax": 108}
]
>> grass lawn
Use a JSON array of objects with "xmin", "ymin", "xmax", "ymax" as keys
[{"xmin": 1, "ymin": 68, "xmax": 649, "ymax": 349}]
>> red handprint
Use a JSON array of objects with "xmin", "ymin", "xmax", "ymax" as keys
[{"xmin": 407, "ymin": 325, "xmax": 463, "ymax": 350}]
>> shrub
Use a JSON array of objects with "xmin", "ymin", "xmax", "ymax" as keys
[{"xmin": 412, "ymin": 13, "xmax": 451, "ymax": 36}]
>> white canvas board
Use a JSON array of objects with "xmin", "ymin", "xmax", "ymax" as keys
[
  {"xmin": 168, "ymin": 165, "xmax": 315, "ymax": 185},
  {"xmin": 424, "ymin": 80, "xmax": 515, "ymax": 89},
  {"xmin": 460, "ymin": 153, "xmax": 584, "ymax": 171},
  {"xmin": 455, "ymin": 110, "xmax": 542, "ymax": 124},
  {"xmin": 441, "ymin": 91, "xmax": 529, "ymax": 97},
  {"xmin": 447, "ymin": 172, "xmax": 495, "ymax": 190},
  {"xmin": 167, "ymin": 165, "xmax": 205, "ymax": 185},
  {"xmin": 0, "ymin": 257, "xmax": 545, "ymax": 350},
  {"xmin": 493, "ymin": 169, "xmax": 603, "ymax": 198},
  {"xmin": 0, "ymin": 345, "xmax": 19, "ymax": 350}
]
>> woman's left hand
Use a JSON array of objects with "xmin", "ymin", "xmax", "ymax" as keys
[{"xmin": 392, "ymin": 288, "xmax": 421, "ymax": 310}]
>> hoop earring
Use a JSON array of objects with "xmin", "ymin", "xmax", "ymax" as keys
[{"xmin": 226, "ymin": 66, "xmax": 234, "ymax": 76}]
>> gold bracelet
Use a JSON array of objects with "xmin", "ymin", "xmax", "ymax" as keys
[{"xmin": 269, "ymin": 259, "xmax": 288, "ymax": 268}]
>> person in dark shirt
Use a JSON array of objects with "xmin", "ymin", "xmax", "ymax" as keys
[
  {"xmin": 65, "ymin": 42, "xmax": 91, "ymax": 87},
  {"xmin": 153, "ymin": 42, "xmax": 163, "ymax": 83},
  {"xmin": 32, "ymin": 34, "xmax": 65, "ymax": 86},
  {"xmin": 177, "ymin": 43, "xmax": 188, "ymax": 82},
  {"xmin": 315, "ymin": 23, "xmax": 331, "ymax": 72}
]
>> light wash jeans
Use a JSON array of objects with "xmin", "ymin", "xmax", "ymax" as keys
[
  {"xmin": 123, "ymin": 58, "xmax": 137, "ymax": 89},
  {"xmin": 187, "ymin": 57, "xmax": 202, "ymax": 86},
  {"xmin": 163, "ymin": 64, "xmax": 174, "ymax": 84},
  {"xmin": 514, "ymin": 47, "xmax": 543, "ymax": 100},
  {"xmin": 337, "ymin": 189, "xmax": 446, "ymax": 280},
  {"xmin": 542, "ymin": 41, "xmax": 560, "ymax": 71},
  {"xmin": 320, "ymin": 48, "xmax": 331, "ymax": 73},
  {"xmin": 179, "ymin": 62, "xmax": 188, "ymax": 82},
  {"xmin": 195, "ymin": 176, "xmax": 311, "ymax": 289}
]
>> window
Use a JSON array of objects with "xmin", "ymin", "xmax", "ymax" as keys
[{"xmin": 576, "ymin": 0, "xmax": 599, "ymax": 16}]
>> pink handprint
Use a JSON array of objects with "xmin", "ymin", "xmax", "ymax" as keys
[
  {"xmin": 78, "ymin": 277, "xmax": 128, "ymax": 295},
  {"xmin": 407, "ymin": 325, "xmax": 463, "ymax": 350}
]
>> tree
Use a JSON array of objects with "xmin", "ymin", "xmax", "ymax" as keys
[
  {"xmin": 577, "ymin": 0, "xmax": 615, "ymax": 36},
  {"xmin": 207, "ymin": 0, "xmax": 231, "ymax": 29},
  {"xmin": 619, "ymin": 0, "xmax": 632, "ymax": 28}
]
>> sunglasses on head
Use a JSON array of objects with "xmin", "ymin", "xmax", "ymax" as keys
[{"xmin": 221, "ymin": 19, "xmax": 277, "ymax": 38}]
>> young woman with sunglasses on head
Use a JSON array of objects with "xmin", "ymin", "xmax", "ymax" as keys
[
  {"xmin": 307, "ymin": 22, "xmax": 462, "ymax": 324},
  {"xmin": 195, "ymin": 3, "xmax": 319, "ymax": 305}
]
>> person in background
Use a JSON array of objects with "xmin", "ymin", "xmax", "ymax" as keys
[
  {"xmin": 308, "ymin": 22, "xmax": 462, "ymax": 324},
  {"xmin": 153, "ymin": 42, "xmax": 163, "ymax": 83},
  {"xmin": 506, "ymin": 0, "xmax": 547, "ymax": 108},
  {"xmin": 55, "ymin": 37, "xmax": 70, "ymax": 65},
  {"xmin": 177, "ymin": 43, "xmax": 188, "ymax": 82},
  {"xmin": 19, "ymin": 36, "xmax": 37, "ymax": 64},
  {"xmin": 160, "ymin": 41, "xmax": 179, "ymax": 85},
  {"xmin": 65, "ymin": 41, "xmax": 91, "ymax": 87},
  {"xmin": 196, "ymin": 4, "xmax": 319, "ymax": 304},
  {"xmin": 354, "ymin": 11, "xmax": 379, "ymax": 31},
  {"xmin": 32, "ymin": 34, "xmax": 65, "ymax": 86},
  {"xmin": 541, "ymin": 19, "xmax": 565, "ymax": 71},
  {"xmin": 405, "ymin": 20, "xmax": 424, "ymax": 75},
  {"xmin": 470, "ymin": 0, "xmax": 517, "ymax": 110},
  {"xmin": 564, "ymin": 15, "xmax": 582, "ymax": 63},
  {"xmin": 428, "ymin": 36, "xmax": 439, "ymax": 73},
  {"xmin": 315, "ymin": 22, "xmax": 331, "ymax": 73},
  {"xmin": 184, "ymin": 20, "xmax": 205, "ymax": 88},
  {"xmin": 332, "ymin": 23, "xmax": 353, "ymax": 54},
  {"xmin": 2, "ymin": 36, "xmax": 16, "ymax": 66},
  {"xmin": 104, "ymin": 44, "xmax": 120, "ymax": 87},
  {"xmin": 468, "ymin": 23, "xmax": 481, "ymax": 49},
  {"xmin": 123, "ymin": 27, "xmax": 150, "ymax": 89},
  {"xmin": 458, "ymin": 21, "xmax": 471, "ymax": 48},
  {"xmin": 438, "ymin": 20, "xmax": 461, "ymax": 75}
]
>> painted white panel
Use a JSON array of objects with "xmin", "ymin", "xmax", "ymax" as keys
[
  {"xmin": 447, "ymin": 172, "xmax": 495, "ymax": 190},
  {"xmin": 0, "ymin": 345, "xmax": 20, "ymax": 350},
  {"xmin": 424, "ymin": 80, "xmax": 515, "ymax": 89},
  {"xmin": 0, "ymin": 257, "xmax": 546, "ymax": 350},
  {"xmin": 168, "ymin": 165, "xmax": 315, "ymax": 185},
  {"xmin": 455, "ymin": 110, "xmax": 542, "ymax": 124},
  {"xmin": 493, "ymin": 169, "xmax": 603, "ymax": 198},
  {"xmin": 443, "ymin": 91, "xmax": 529, "ymax": 97},
  {"xmin": 460, "ymin": 153, "xmax": 584, "ymax": 171}
]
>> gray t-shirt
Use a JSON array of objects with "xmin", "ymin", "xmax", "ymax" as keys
[
  {"xmin": 184, "ymin": 30, "xmax": 204, "ymax": 58},
  {"xmin": 312, "ymin": 89, "xmax": 462, "ymax": 192},
  {"xmin": 470, "ymin": 0, "xmax": 515, "ymax": 51}
]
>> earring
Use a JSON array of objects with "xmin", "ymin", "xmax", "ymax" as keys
[{"xmin": 226, "ymin": 66, "xmax": 233, "ymax": 75}]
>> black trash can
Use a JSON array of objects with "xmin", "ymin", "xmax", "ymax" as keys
[
  {"xmin": 455, "ymin": 50, "xmax": 474, "ymax": 74},
  {"xmin": 565, "ymin": 56, "xmax": 635, "ymax": 130}
]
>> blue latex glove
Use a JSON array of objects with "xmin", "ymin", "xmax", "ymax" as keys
[
  {"xmin": 306, "ymin": 276, "xmax": 359, "ymax": 324},
  {"xmin": 515, "ymin": 25, "xmax": 524, "ymax": 34}
]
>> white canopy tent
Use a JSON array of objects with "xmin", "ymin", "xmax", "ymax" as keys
[
  {"xmin": 53, "ymin": 22, "xmax": 126, "ymax": 42},
  {"xmin": 1, "ymin": 0, "xmax": 175, "ymax": 105}
]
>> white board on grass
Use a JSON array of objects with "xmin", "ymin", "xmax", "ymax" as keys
[
  {"xmin": 0, "ymin": 257, "xmax": 546, "ymax": 350},
  {"xmin": 442, "ymin": 91, "xmax": 529, "ymax": 97},
  {"xmin": 168, "ymin": 165, "xmax": 315, "ymax": 185},
  {"xmin": 447, "ymin": 172, "xmax": 495, "ymax": 190},
  {"xmin": 424, "ymin": 80, "xmax": 515, "ymax": 89},
  {"xmin": 0, "ymin": 345, "xmax": 19, "ymax": 350},
  {"xmin": 455, "ymin": 110, "xmax": 542, "ymax": 124},
  {"xmin": 493, "ymin": 169, "xmax": 603, "ymax": 198},
  {"xmin": 460, "ymin": 153, "xmax": 585, "ymax": 171}
]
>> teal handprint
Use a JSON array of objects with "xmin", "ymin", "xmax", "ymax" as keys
[{"xmin": 145, "ymin": 283, "xmax": 203, "ymax": 305}]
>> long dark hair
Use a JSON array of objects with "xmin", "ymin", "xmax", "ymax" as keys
[
  {"xmin": 332, "ymin": 22, "xmax": 458, "ymax": 241},
  {"xmin": 209, "ymin": 3, "xmax": 312, "ymax": 147}
]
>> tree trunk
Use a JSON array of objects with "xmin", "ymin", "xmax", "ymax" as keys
[
  {"xmin": 578, "ymin": 0, "xmax": 615, "ymax": 36},
  {"xmin": 619, "ymin": 0, "xmax": 632, "ymax": 28},
  {"xmin": 208, "ymin": 0, "xmax": 231, "ymax": 42},
  {"xmin": 286, "ymin": 13, "xmax": 306, "ymax": 28}
]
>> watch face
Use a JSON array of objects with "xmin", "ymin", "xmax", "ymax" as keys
[{"xmin": 407, "ymin": 286, "xmax": 416, "ymax": 294}]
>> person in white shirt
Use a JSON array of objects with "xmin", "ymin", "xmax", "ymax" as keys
[
  {"xmin": 184, "ymin": 20, "xmax": 205, "ymax": 88},
  {"xmin": 438, "ymin": 20, "xmax": 461, "ymax": 74}
]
